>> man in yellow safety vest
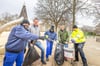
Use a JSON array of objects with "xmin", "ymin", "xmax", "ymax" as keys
[{"xmin": 70, "ymin": 25, "xmax": 88, "ymax": 66}]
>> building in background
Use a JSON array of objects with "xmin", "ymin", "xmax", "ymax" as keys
[{"xmin": 19, "ymin": 4, "xmax": 28, "ymax": 19}]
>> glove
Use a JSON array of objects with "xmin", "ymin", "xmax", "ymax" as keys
[
  {"xmin": 30, "ymin": 40, "xmax": 37, "ymax": 44},
  {"xmin": 45, "ymin": 35, "xmax": 49, "ymax": 39},
  {"xmin": 39, "ymin": 36, "xmax": 45, "ymax": 40}
]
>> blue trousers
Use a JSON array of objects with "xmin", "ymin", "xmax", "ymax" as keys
[
  {"xmin": 46, "ymin": 40, "xmax": 53, "ymax": 59},
  {"xmin": 35, "ymin": 41, "xmax": 45, "ymax": 61},
  {"xmin": 3, "ymin": 51, "xmax": 24, "ymax": 66}
]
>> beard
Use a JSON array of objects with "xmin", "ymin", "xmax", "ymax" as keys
[{"xmin": 23, "ymin": 26, "xmax": 29, "ymax": 31}]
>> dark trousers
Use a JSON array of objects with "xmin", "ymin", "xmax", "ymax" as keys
[{"xmin": 74, "ymin": 42, "xmax": 88, "ymax": 66}]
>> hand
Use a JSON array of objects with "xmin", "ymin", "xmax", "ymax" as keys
[
  {"xmin": 39, "ymin": 36, "xmax": 45, "ymax": 40},
  {"xmin": 71, "ymin": 39, "xmax": 75, "ymax": 43},
  {"xmin": 30, "ymin": 40, "xmax": 37, "ymax": 44},
  {"xmin": 47, "ymin": 38, "xmax": 54, "ymax": 42},
  {"xmin": 65, "ymin": 41, "xmax": 68, "ymax": 44},
  {"xmin": 45, "ymin": 35, "xmax": 49, "ymax": 39},
  {"xmin": 68, "ymin": 41, "xmax": 72, "ymax": 44}
]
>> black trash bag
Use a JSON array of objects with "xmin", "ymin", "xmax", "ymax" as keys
[
  {"xmin": 23, "ymin": 44, "xmax": 40, "ymax": 66},
  {"xmin": 54, "ymin": 43, "xmax": 64, "ymax": 65}
]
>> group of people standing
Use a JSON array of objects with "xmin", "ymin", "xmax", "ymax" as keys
[{"xmin": 3, "ymin": 18, "xmax": 88, "ymax": 66}]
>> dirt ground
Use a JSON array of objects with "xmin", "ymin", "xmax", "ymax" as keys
[{"xmin": 0, "ymin": 32, "xmax": 100, "ymax": 66}]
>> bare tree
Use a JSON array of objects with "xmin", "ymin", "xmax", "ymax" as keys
[
  {"xmin": 35, "ymin": 0, "xmax": 72, "ymax": 31},
  {"xmin": 0, "ymin": 12, "xmax": 18, "ymax": 25},
  {"xmin": 34, "ymin": 0, "xmax": 100, "ymax": 30}
]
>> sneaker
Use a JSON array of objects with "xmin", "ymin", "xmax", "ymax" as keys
[
  {"xmin": 46, "ymin": 58, "xmax": 49, "ymax": 61},
  {"xmin": 41, "ymin": 60, "xmax": 46, "ymax": 64},
  {"xmin": 64, "ymin": 58, "xmax": 67, "ymax": 61}
]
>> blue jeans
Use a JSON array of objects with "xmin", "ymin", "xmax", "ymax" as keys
[
  {"xmin": 35, "ymin": 41, "xmax": 45, "ymax": 61},
  {"xmin": 46, "ymin": 40, "xmax": 53, "ymax": 59},
  {"xmin": 74, "ymin": 42, "xmax": 87, "ymax": 64},
  {"xmin": 63, "ymin": 44, "xmax": 68, "ymax": 48},
  {"xmin": 3, "ymin": 51, "xmax": 24, "ymax": 66}
]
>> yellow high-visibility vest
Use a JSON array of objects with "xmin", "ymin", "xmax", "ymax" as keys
[{"xmin": 70, "ymin": 28, "xmax": 86, "ymax": 43}]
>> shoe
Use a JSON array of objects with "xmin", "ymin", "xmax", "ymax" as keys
[
  {"xmin": 41, "ymin": 60, "xmax": 46, "ymax": 64},
  {"xmin": 46, "ymin": 58, "xmax": 49, "ymax": 61},
  {"xmin": 73, "ymin": 60, "xmax": 79, "ymax": 62},
  {"xmin": 64, "ymin": 58, "xmax": 67, "ymax": 61},
  {"xmin": 83, "ymin": 63, "xmax": 88, "ymax": 66}
]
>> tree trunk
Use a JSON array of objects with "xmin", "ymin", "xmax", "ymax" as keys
[
  {"xmin": 72, "ymin": 0, "xmax": 76, "ymax": 27},
  {"xmin": 54, "ymin": 22, "xmax": 58, "ymax": 32}
]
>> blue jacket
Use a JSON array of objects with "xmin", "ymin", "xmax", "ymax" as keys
[
  {"xmin": 5, "ymin": 25, "xmax": 39, "ymax": 52},
  {"xmin": 45, "ymin": 31, "xmax": 57, "ymax": 41}
]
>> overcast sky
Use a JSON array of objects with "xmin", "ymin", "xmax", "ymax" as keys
[
  {"xmin": 0, "ymin": 0, "xmax": 37, "ymax": 19},
  {"xmin": 0, "ymin": 0, "xmax": 96, "ymax": 27}
]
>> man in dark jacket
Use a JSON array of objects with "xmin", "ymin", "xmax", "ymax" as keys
[
  {"xmin": 3, "ymin": 19, "xmax": 44, "ymax": 66},
  {"xmin": 44, "ymin": 25, "xmax": 57, "ymax": 61}
]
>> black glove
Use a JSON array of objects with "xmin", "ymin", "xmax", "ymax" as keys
[
  {"xmin": 30, "ymin": 40, "xmax": 37, "ymax": 44},
  {"xmin": 39, "ymin": 36, "xmax": 45, "ymax": 40}
]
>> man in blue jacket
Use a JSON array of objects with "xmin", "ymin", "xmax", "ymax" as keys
[{"xmin": 3, "ymin": 19, "xmax": 44, "ymax": 66}]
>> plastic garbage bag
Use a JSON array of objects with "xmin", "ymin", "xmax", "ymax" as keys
[
  {"xmin": 54, "ymin": 43, "xmax": 64, "ymax": 65},
  {"xmin": 23, "ymin": 44, "xmax": 40, "ymax": 66}
]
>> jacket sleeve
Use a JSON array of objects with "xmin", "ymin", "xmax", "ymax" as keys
[
  {"xmin": 66, "ymin": 31, "xmax": 69, "ymax": 41},
  {"xmin": 44, "ymin": 31, "xmax": 48, "ymax": 35},
  {"xmin": 54, "ymin": 33, "xmax": 57, "ymax": 40},
  {"xmin": 14, "ymin": 27, "xmax": 39, "ymax": 40},
  {"xmin": 78, "ymin": 31, "xmax": 84, "ymax": 39},
  {"xmin": 70, "ymin": 31, "xmax": 77, "ymax": 41}
]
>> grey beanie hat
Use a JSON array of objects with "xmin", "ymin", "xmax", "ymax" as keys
[{"xmin": 21, "ymin": 19, "xmax": 30, "ymax": 25}]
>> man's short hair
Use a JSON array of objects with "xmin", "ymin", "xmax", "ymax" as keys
[
  {"xmin": 73, "ymin": 25, "xmax": 78, "ymax": 28},
  {"xmin": 33, "ymin": 18, "xmax": 38, "ymax": 21}
]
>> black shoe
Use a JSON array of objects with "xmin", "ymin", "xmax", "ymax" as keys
[
  {"xmin": 46, "ymin": 58, "xmax": 49, "ymax": 61},
  {"xmin": 64, "ymin": 58, "xmax": 67, "ymax": 61},
  {"xmin": 41, "ymin": 60, "xmax": 46, "ymax": 64},
  {"xmin": 73, "ymin": 60, "xmax": 79, "ymax": 62},
  {"xmin": 83, "ymin": 63, "xmax": 88, "ymax": 66}
]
